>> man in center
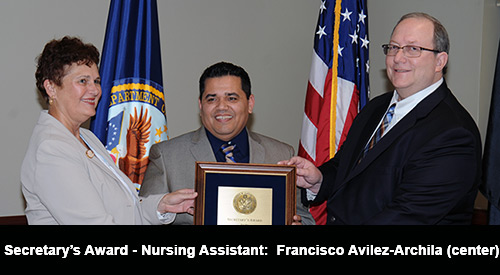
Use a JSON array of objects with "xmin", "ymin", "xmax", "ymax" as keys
[{"xmin": 139, "ymin": 61, "xmax": 314, "ymax": 225}]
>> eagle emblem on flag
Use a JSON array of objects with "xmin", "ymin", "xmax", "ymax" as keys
[{"xmin": 119, "ymin": 106, "xmax": 152, "ymax": 186}]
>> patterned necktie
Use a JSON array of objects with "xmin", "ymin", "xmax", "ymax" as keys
[
  {"xmin": 221, "ymin": 143, "xmax": 236, "ymax": 163},
  {"xmin": 361, "ymin": 103, "xmax": 396, "ymax": 159}
]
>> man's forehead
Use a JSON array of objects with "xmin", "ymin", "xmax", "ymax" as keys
[{"xmin": 391, "ymin": 18, "xmax": 434, "ymax": 43}]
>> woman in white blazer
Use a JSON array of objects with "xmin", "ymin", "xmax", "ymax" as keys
[{"xmin": 21, "ymin": 37, "xmax": 197, "ymax": 225}]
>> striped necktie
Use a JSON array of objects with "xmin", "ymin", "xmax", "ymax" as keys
[
  {"xmin": 221, "ymin": 143, "xmax": 236, "ymax": 163},
  {"xmin": 361, "ymin": 103, "xmax": 396, "ymax": 159}
]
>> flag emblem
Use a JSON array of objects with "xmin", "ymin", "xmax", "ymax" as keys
[{"xmin": 105, "ymin": 77, "xmax": 168, "ymax": 189}]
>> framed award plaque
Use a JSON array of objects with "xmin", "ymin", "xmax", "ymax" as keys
[{"xmin": 194, "ymin": 162, "xmax": 296, "ymax": 225}]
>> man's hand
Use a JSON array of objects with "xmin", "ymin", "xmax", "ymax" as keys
[{"xmin": 279, "ymin": 156, "xmax": 323, "ymax": 194}]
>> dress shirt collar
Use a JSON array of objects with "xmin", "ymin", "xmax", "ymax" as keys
[
  {"xmin": 387, "ymin": 78, "xmax": 443, "ymax": 130},
  {"xmin": 205, "ymin": 127, "xmax": 250, "ymax": 163}
]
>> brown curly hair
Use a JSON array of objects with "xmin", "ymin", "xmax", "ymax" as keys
[{"xmin": 35, "ymin": 36, "xmax": 100, "ymax": 103}]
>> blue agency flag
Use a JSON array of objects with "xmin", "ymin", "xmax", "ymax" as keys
[{"xmin": 91, "ymin": 0, "xmax": 168, "ymax": 191}]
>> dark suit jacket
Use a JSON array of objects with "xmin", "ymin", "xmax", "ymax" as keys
[{"xmin": 311, "ymin": 81, "xmax": 481, "ymax": 225}]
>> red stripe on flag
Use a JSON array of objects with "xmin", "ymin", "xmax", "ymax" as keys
[
  {"xmin": 303, "ymin": 83, "xmax": 325, "ymax": 129},
  {"xmin": 315, "ymin": 69, "xmax": 334, "ymax": 166},
  {"xmin": 303, "ymin": 69, "xmax": 333, "ymax": 165},
  {"xmin": 300, "ymin": 69, "xmax": 333, "ymax": 225},
  {"xmin": 298, "ymin": 143, "xmax": 314, "ymax": 163}
]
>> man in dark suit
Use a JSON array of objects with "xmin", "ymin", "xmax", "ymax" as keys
[
  {"xmin": 139, "ymin": 61, "xmax": 314, "ymax": 225},
  {"xmin": 280, "ymin": 12, "xmax": 481, "ymax": 224}
]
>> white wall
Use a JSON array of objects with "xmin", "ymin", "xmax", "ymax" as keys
[{"xmin": 1, "ymin": 0, "xmax": 498, "ymax": 216}]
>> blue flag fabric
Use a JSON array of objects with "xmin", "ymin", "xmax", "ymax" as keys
[
  {"xmin": 90, "ymin": 0, "xmax": 168, "ymax": 190},
  {"xmin": 481, "ymin": 39, "xmax": 500, "ymax": 224}
]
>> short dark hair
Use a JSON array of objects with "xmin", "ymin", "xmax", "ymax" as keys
[
  {"xmin": 35, "ymin": 36, "xmax": 100, "ymax": 103},
  {"xmin": 199, "ymin": 61, "xmax": 251, "ymax": 100}
]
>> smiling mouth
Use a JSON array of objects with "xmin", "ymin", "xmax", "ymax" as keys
[
  {"xmin": 215, "ymin": 115, "xmax": 233, "ymax": 121},
  {"xmin": 394, "ymin": 68, "xmax": 410, "ymax": 73},
  {"xmin": 82, "ymin": 98, "xmax": 97, "ymax": 105}
]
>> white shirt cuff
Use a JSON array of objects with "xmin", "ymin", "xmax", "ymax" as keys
[
  {"xmin": 306, "ymin": 188, "xmax": 317, "ymax": 201},
  {"xmin": 156, "ymin": 211, "xmax": 176, "ymax": 224}
]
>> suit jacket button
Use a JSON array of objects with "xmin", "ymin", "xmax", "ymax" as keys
[{"xmin": 330, "ymin": 216, "xmax": 336, "ymax": 222}]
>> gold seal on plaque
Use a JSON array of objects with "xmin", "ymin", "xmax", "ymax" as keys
[{"xmin": 233, "ymin": 192, "xmax": 257, "ymax": 214}]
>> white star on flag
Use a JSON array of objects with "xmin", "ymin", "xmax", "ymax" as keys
[
  {"xmin": 361, "ymin": 35, "xmax": 369, "ymax": 49},
  {"xmin": 358, "ymin": 10, "xmax": 367, "ymax": 24},
  {"xmin": 319, "ymin": 0, "xmax": 327, "ymax": 14},
  {"xmin": 341, "ymin": 8, "xmax": 352, "ymax": 22},
  {"xmin": 316, "ymin": 25, "xmax": 327, "ymax": 39},
  {"xmin": 349, "ymin": 31, "xmax": 358, "ymax": 44}
]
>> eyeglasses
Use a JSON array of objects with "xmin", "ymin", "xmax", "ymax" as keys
[{"xmin": 382, "ymin": 44, "xmax": 441, "ymax": 58}]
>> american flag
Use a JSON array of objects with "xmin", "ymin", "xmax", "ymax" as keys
[{"xmin": 298, "ymin": 0, "xmax": 369, "ymax": 225}]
